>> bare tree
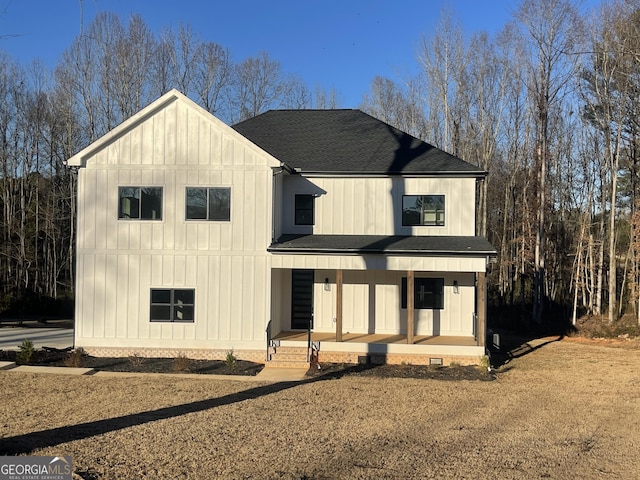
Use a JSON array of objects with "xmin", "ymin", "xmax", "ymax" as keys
[
  {"xmin": 231, "ymin": 51, "xmax": 286, "ymax": 122},
  {"xmin": 581, "ymin": 0, "xmax": 639, "ymax": 322},
  {"xmin": 513, "ymin": 0, "xmax": 583, "ymax": 323},
  {"xmin": 112, "ymin": 14, "xmax": 155, "ymax": 118},
  {"xmin": 360, "ymin": 76, "xmax": 427, "ymax": 139},
  {"xmin": 193, "ymin": 41, "xmax": 232, "ymax": 116},
  {"xmin": 150, "ymin": 27, "xmax": 177, "ymax": 98},
  {"xmin": 417, "ymin": 7, "xmax": 468, "ymax": 154},
  {"xmin": 280, "ymin": 75, "xmax": 313, "ymax": 110},
  {"xmin": 314, "ymin": 86, "xmax": 340, "ymax": 109}
]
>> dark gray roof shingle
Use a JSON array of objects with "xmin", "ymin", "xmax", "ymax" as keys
[
  {"xmin": 269, "ymin": 234, "xmax": 497, "ymax": 255},
  {"xmin": 233, "ymin": 110, "xmax": 484, "ymax": 175}
]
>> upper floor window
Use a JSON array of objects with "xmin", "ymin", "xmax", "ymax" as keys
[
  {"xmin": 295, "ymin": 194, "xmax": 314, "ymax": 225},
  {"xmin": 118, "ymin": 187, "xmax": 162, "ymax": 220},
  {"xmin": 150, "ymin": 288, "xmax": 194, "ymax": 322},
  {"xmin": 401, "ymin": 277, "xmax": 444, "ymax": 310},
  {"xmin": 186, "ymin": 187, "xmax": 231, "ymax": 221},
  {"xmin": 402, "ymin": 195, "xmax": 445, "ymax": 226}
]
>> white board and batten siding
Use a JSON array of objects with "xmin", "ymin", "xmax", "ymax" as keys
[
  {"xmin": 274, "ymin": 173, "xmax": 483, "ymax": 338},
  {"xmin": 73, "ymin": 92, "xmax": 280, "ymax": 351},
  {"xmin": 281, "ymin": 175, "xmax": 477, "ymax": 236}
]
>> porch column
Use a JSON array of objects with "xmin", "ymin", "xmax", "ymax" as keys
[
  {"xmin": 407, "ymin": 270, "xmax": 414, "ymax": 344},
  {"xmin": 476, "ymin": 271, "xmax": 486, "ymax": 347},
  {"xmin": 336, "ymin": 269, "xmax": 343, "ymax": 342}
]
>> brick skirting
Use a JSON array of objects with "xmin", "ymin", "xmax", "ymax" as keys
[
  {"xmin": 80, "ymin": 346, "xmax": 482, "ymax": 367},
  {"xmin": 81, "ymin": 347, "xmax": 266, "ymax": 364},
  {"xmin": 317, "ymin": 351, "xmax": 483, "ymax": 366}
]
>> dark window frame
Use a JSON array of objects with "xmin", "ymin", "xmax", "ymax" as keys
[
  {"xmin": 150, "ymin": 288, "xmax": 195, "ymax": 323},
  {"xmin": 118, "ymin": 186, "xmax": 163, "ymax": 220},
  {"xmin": 294, "ymin": 194, "xmax": 315, "ymax": 226},
  {"xmin": 402, "ymin": 194, "xmax": 445, "ymax": 226},
  {"xmin": 401, "ymin": 277, "xmax": 445, "ymax": 310},
  {"xmin": 185, "ymin": 187, "xmax": 231, "ymax": 221}
]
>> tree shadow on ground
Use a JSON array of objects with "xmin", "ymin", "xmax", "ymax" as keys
[
  {"xmin": 488, "ymin": 333, "xmax": 563, "ymax": 369},
  {"xmin": 0, "ymin": 363, "xmax": 379, "ymax": 456}
]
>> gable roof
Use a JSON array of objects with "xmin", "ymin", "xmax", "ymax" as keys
[
  {"xmin": 66, "ymin": 89, "xmax": 281, "ymax": 168},
  {"xmin": 233, "ymin": 109, "xmax": 484, "ymax": 176}
]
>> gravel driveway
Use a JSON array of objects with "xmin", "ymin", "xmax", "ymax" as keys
[{"xmin": 1, "ymin": 337, "xmax": 639, "ymax": 479}]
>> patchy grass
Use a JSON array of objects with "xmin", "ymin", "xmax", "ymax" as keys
[{"xmin": 1, "ymin": 340, "xmax": 640, "ymax": 479}]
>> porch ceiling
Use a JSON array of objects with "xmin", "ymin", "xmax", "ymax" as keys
[{"xmin": 269, "ymin": 234, "xmax": 496, "ymax": 256}]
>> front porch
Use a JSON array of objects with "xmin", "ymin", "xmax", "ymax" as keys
[
  {"xmin": 274, "ymin": 330, "xmax": 478, "ymax": 347},
  {"xmin": 271, "ymin": 330, "xmax": 485, "ymax": 366},
  {"xmin": 268, "ymin": 245, "xmax": 494, "ymax": 365}
]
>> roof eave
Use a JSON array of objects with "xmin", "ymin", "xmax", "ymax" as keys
[
  {"xmin": 267, "ymin": 247, "xmax": 497, "ymax": 256},
  {"xmin": 291, "ymin": 170, "xmax": 488, "ymax": 178}
]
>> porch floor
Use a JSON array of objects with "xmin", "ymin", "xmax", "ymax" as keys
[{"xmin": 274, "ymin": 331, "xmax": 478, "ymax": 346}]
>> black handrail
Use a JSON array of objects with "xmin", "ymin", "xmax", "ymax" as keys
[
  {"xmin": 306, "ymin": 321, "xmax": 311, "ymax": 363},
  {"xmin": 265, "ymin": 320, "xmax": 272, "ymax": 362}
]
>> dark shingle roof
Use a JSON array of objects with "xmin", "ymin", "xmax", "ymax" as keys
[
  {"xmin": 233, "ymin": 110, "xmax": 484, "ymax": 175},
  {"xmin": 269, "ymin": 235, "xmax": 496, "ymax": 256}
]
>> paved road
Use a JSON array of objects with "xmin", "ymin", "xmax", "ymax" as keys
[{"xmin": 0, "ymin": 323, "xmax": 74, "ymax": 350}]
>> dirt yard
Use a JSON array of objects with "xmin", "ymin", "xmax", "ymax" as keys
[{"xmin": 1, "ymin": 337, "xmax": 639, "ymax": 479}]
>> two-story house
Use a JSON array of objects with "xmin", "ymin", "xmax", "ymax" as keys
[{"xmin": 67, "ymin": 89, "xmax": 495, "ymax": 366}]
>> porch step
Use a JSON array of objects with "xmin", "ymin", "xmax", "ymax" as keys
[
  {"xmin": 265, "ymin": 360, "xmax": 311, "ymax": 369},
  {"xmin": 272, "ymin": 346, "xmax": 309, "ymax": 355},
  {"xmin": 270, "ymin": 352, "xmax": 311, "ymax": 362},
  {"xmin": 267, "ymin": 345, "xmax": 311, "ymax": 369}
]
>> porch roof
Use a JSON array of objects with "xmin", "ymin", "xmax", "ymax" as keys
[{"xmin": 268, "ymin": 234, "xmax": 496, "ymax": 256}]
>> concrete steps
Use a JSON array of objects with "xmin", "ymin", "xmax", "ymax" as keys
[{"xmin": 266, "ymin": 345, "xmax": 311, "ymax": 369}]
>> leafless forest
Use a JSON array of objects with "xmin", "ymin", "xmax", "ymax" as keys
[{"xmin": 1, "ymin": 0, "xmax": 639, "ymax": 329}]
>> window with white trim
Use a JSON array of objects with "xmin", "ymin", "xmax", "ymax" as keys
[
  {"xmin": 150, "ymin": 289, "xmax": 195, "ymax": 322},
  {"xmin": 186, "ymin": 187, "xmax": 231, "ymax": 221},
  {"xmin": 118, "ymin": 187, "xmax": 163, "ymax": 220}
]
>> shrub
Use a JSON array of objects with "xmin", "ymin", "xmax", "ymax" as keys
[
  {"xmin": 64, "ymin": 348, "xmax": 86, "ymax": 368},
  {"xmin": 173, "ymin": 353, "xmax": 192, "ymax": 373},
  {"xmin": 16, "ymin": 339, "xmax": 36, "ymax": 364},
  {"xmin": 128, "ymin": 353, "xmax": 146, "ymax": 368},
  {"xmin": 478, "ymin": 355, "xmax": 491, "ymax": 372},
  {"xmin": 225, "ymin": 349, "xmax": 237, "ymax": 371}
]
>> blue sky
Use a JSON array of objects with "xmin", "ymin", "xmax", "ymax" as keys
[{"xmin": 0, "ymin": 1, "xmax": 590, "ymax": 108}]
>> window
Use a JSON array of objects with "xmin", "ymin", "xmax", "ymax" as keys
[
  {"xmin": 150, "ymin": 289, "xmax": 195, "ymax": 322},
  {"xmin": 401, "ymin": 277, "xmax": 444, "ymax": 310},
  {"xmin": 295, "ymin": 194, "xmax": 314, "ymax": 225},
  {"xmin": 118, "ymin": 187, "xmax": 163, "ymax": 220},
  {"xmin": 186, "ymin": 187, "xmax": 231, "ymax": 221},
  {"xmin": 402, "ymin": 195, "xmax": 445, "ymax": 226}
]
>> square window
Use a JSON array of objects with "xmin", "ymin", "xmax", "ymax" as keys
[
  {"xmin": 295, "ymin": 194, "xmax": 314, "ymax": 225},
  {"xmin": 119, "ymin": 187, "xmax": 162, "ymax": 220},
  {"xmin": 186, "ymin": 187, "xmax": 230, "ymax": 221},
  {"xmin": 150, "ymin": 289, "xmax": 195, "ymax": 322},
  {"xmin": 402, "ymin": 195, "xmax": 445, "ymax": 226},
  {"xmin": 401, "ymin": 277, "xmax": 444, "ymax": 310}
]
